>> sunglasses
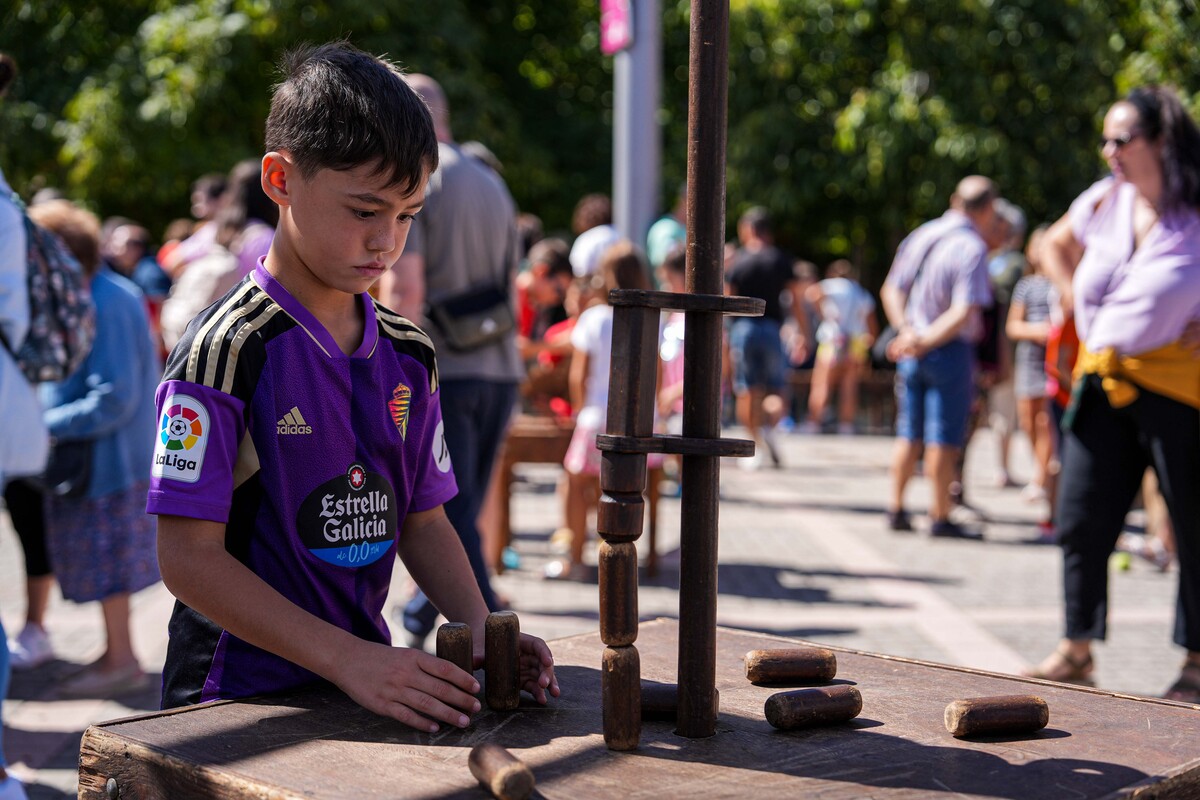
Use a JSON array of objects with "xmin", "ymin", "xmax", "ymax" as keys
[{"xmin": 1099, "ymin": 131, "xmax": 1141, "ymax": 151}]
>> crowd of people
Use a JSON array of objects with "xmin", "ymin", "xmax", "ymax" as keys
[{"xmin": 0, "ymin": 42, "xmax": 1198, "ymax": 798}]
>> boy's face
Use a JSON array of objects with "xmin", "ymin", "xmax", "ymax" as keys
[{"xmin": 265, "ymin": 153, "xmax": 426, "ymax": 298}]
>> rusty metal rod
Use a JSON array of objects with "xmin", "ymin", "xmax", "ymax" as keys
[{"xmin": 677, "ymin": 0, "xmax": 730, "ymax": 739}]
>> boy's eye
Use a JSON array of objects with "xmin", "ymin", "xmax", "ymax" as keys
[
  {"xmin": 397, "ymin": 214, "xmax": 415, "ymax": 224},
  {"xmin": 352, "ymin": 209, "xmax": 375, "ymax": 220}
]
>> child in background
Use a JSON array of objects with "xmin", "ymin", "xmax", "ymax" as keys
[
  {"xmin": 149, "ymin": 43, "xmax": 557, "ymax": 733},
  {"xmin": 1006, "ymin": 225, "xmax": 1056, "ymax": 537},
  {"xmin": 545, "ymin": 241, "xmax": 652, "ymax": 580}
]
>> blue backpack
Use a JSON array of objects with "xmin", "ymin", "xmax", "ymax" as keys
[{"xmin": 0, "ymin": 194, "xmax": 96, "ymax": 383}]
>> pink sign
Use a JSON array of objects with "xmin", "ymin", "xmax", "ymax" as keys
[{"xmin": 601, "ymin": 0, "xmax": 634, "ymax": 55}]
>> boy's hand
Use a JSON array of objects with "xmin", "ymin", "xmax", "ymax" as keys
[
  {"xmin": 518, "ymin": 633, "xmax": 560, "ymax": 704},
  {"xmin": 469, "ymin": 631, "xmax": 561, "ymax": 705},
  {"xmin": 335, "ymin": 640, "xmax": 481, "ymax": 733}
]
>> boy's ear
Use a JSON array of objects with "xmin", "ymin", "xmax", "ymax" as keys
[{"xmin": 261, "ymin": 152, "xmax": 293, "ymax": 207}]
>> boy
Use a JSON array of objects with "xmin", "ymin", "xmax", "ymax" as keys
[{"xmin": 149, "ymin": 42, "xmax": 558, "ymax": 734}]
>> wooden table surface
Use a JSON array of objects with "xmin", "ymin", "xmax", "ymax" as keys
[{"xmin": 80, "ymin": 619, "xmax": 1200, "ymax": 799}]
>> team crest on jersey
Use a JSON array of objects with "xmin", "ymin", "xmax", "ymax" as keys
[
  {"xmin": 388, "ymin": 382, "xmax": 412, "ymax": 440},
  {"xmin": 152, "ymin": 394, "xmax": 209, "ymax": 483},
  {"xmin": 297, "ymin": 464, "xmax": 398, "ymax": 568}
]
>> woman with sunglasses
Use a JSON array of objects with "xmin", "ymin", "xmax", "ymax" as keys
[{"xmin": 1023, "ymin": 86, "xmax": 1200, "ymax": 701}]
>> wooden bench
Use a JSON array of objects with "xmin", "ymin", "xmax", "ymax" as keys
[
  {"xmin": 788, "ymin": 367, "xmax": 897, "ymax": 433},
  {"xmin": 495, "ymin": 414, "xmax": 664, "ymax": 577}
]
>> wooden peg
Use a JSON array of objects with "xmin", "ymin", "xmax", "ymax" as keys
[
  {"xmin": 640, "ymin": 681, "xmax": 719, "ymax": 721},
  {"xmin": 599, "ymin": 541, "xmax": 639, "ymax": 646},
  {"xmin": 764, "ymin": 685, "xmax": 862, "ymax": 730},
  {"xmin": 485, "ymin": 611, "xmax": 520, "ymax": 711},
  {"xmin": 436, "ymin": 622, "xmax": 473, "ymax": 675},
  {"xmin": 944, "ymin": 695, "xmax": 1049, "ymax": 738},
  {"xmin": 468, "ymin": 743, "xmax": 535, "ymax": 800},
  {"xmin": 745, "ymin": 647, "xmax": 837, "ymax": 685},
  {"xmin": 602, "ymin": 646, "xmax": 641, "ymax": 750}
]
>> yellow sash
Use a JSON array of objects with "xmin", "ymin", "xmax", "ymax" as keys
[{"xmin": 1074, "ymin": 341, "xmax": 1200, "ymax": 410}]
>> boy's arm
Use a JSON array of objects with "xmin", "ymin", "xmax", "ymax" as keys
[
  {"xmin": 157, "ymin": 514, "xmax": 482, "ymax": 732},
  {"xmin": 399, "ymin": 506, "xmax": 560, "ymax": 704}
]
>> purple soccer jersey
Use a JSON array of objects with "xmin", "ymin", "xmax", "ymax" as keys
[{"xmin": 148, "ymin": 263, "xmax": 457, "ymax": 706}]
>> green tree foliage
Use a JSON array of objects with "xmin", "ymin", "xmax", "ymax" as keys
[{"xmin": 1, "ymin": 0, "xmax": 1195, "ymax": 283}]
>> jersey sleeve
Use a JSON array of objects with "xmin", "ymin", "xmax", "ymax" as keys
[
  {"xmin": 146, "ymin": 379, "xmax": 246, "ymax": 523},
  {"xmin": 408, "ymin": 384, "xmax": 458, "ymax": 513}
]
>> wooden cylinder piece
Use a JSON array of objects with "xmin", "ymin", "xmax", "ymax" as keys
[
  {"xmin": 468, "ymin": 743, "xmax": 535, "ymax": 800},
  {"xmin": 745, "ymin": 647, "xmax": 837, "ymax": 685},
  {"xmin": 436, "ymin": 622, "xmax": 473, "ymax": 675},
  {"xmin": 599, "ymin": 541, "xmax": 639, "ymax": 646},
  {"xmin": 764, "ymin": 685, "xmax": 862, "ymax": 730},
  {"xmin": 602, "ymin": 646, "xmax": 641, "ymax": 750},
  {"xmin": 944, "ymin": 695, "xmax": 1049, "ymax": 738},
  {"xmin": 485, "ymin": 612, "xmax": 520, "ymax": 711},
  {"xmin": 641, "ymin": 682, "xmax": 719, "ymax": 722}
]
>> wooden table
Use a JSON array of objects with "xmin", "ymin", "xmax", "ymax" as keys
[
  {"xmin": 80, "ymin": 620, "xmax": 1200, "ymax": 799},
  {"xmin": 496, "ymin": 414, "xmax": 664, "ymax": 576}
]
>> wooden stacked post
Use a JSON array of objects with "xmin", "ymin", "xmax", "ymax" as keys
[
  {"xmin": 595, "ymin": 0, "xmax": 752, "ymax": 749},
  {"xmin": 597, "ymin": 299, "xmax": 659, "ymax": 751}
]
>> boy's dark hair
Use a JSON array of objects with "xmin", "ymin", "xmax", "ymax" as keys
[
  {"xmin": 739, "ymin": 206, "xmax": 772, "ymax": 236},
  {"xmin": 528, "ymin": 238, "xmax": 572, "ymax": 278},
  {"xmin": 265, "ymin": 42, "xmax": 437, "ymax": 195}
]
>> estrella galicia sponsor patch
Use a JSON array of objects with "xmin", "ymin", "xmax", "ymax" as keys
[
  {"xmin": 388, "ymin": 382, "xmax": 411, "ymax": 440},
  {"xmin": 297, "ymin": 463, "xmax": 398, "ymax": 568},
  {"xmin": 152, "ymin": 394, "xmax": 209, "ymax": 483},
  {"xmin": 433, "ymin": 419, "xmax": 452, "ymax": 474}
]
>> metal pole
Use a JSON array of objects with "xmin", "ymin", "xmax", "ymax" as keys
[
  {"xmin": 676, "ymin": 0, "xmax": 728, "ymax": 739},
  {"xmin": 613, "ymin": 0, "xmax": 661, "ymax": 247}
]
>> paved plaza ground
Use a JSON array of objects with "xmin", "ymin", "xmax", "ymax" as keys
[{"xmin": 0, "ymin": 427, "xmax": 1185, "ymax": 798}]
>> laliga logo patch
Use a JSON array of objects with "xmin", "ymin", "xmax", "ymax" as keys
[
  {"xmin": 297, "ymin": 463, "xmax": 398, "ymax": 568},
  {"xmin": 152, "ymin": 394, "xmax": 209, "ymax": 483},
  {"xmin": 388, "ymin": 382, "xmax": 411, "ymax": 440}
]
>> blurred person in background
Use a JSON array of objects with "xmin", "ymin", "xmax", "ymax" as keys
[
  {"xmin": 1024, "ymin": 87, "xmax": 1200, "ymax": 699},
  {"xmin": 32, "ymin": 199, "xmax": 161, "ymax": 698}
]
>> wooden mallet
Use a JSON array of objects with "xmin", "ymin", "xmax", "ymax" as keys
[{"xmin": 468, "ymin": 743, "xmax": 534, "ymax": 800}]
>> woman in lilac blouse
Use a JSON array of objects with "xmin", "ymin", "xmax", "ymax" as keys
[{"xmin": 1025, "ymin": 86, "xmax": 1200, "ymax": 701}]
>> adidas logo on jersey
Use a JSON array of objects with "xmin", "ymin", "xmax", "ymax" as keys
[{"xmin": 277, "ymin": 406, "xmax": 312, "ymax": 435}]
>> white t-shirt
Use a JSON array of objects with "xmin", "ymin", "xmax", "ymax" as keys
[
  {"xmin": 816, "ymin": 277, "xmax": 875, "ymax": 343},
  {"xmin": 569, "ymin": 303, "xmax": 613, "ymax": 427}
]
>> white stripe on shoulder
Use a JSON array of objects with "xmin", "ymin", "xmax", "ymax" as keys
[
  {"xmin": 203, "ymin": 292, "xmax": 274, "ymax": 389},
  {"xmin": 220, "ymin": 304, "xmax": 284, "ymax": 394},
  {"xmin": 186, "ymin": 282, "xmax": 258, "ymax": 385}
]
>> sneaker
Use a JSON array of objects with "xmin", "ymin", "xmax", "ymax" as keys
[
  {"xmin": 798, "ymin": 420, "xmax": 821, "ymax": 435},
  {"xmin": 836, "ymin": 422, "xmax": 855, "ymax": 436},
  {"xmin": 739, "ymin": 452, "xmax": 765, "ymax": 471},
  {"xmin": 1021, "ymin": 482, "xmax": 1048, "ymax": 503},
  {"xmin": 930, "ymin": 519, "xmax": 984, "ymax": 540},
  {"xmin": 8, "ymin": 624, "xmax": 53, "ymax": 671},
  {"xmin": 0, "ymin": 775, "xmax": 29, "ymax": 800},
  {"xmin": 1035, "ymin": 521, "xmax": 1057, "ymax": 544},
  {"xmin": 57, "ymin": 662, "xmax": 150, "ymax": 699},
  {"xmin": 886, "ymin": 509, "xmax": 914, "ymax": 532}
]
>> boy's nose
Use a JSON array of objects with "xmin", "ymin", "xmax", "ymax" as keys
[{"xmin": 368, "ymin": 227, "xmax": 396, "ymax": 255}]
